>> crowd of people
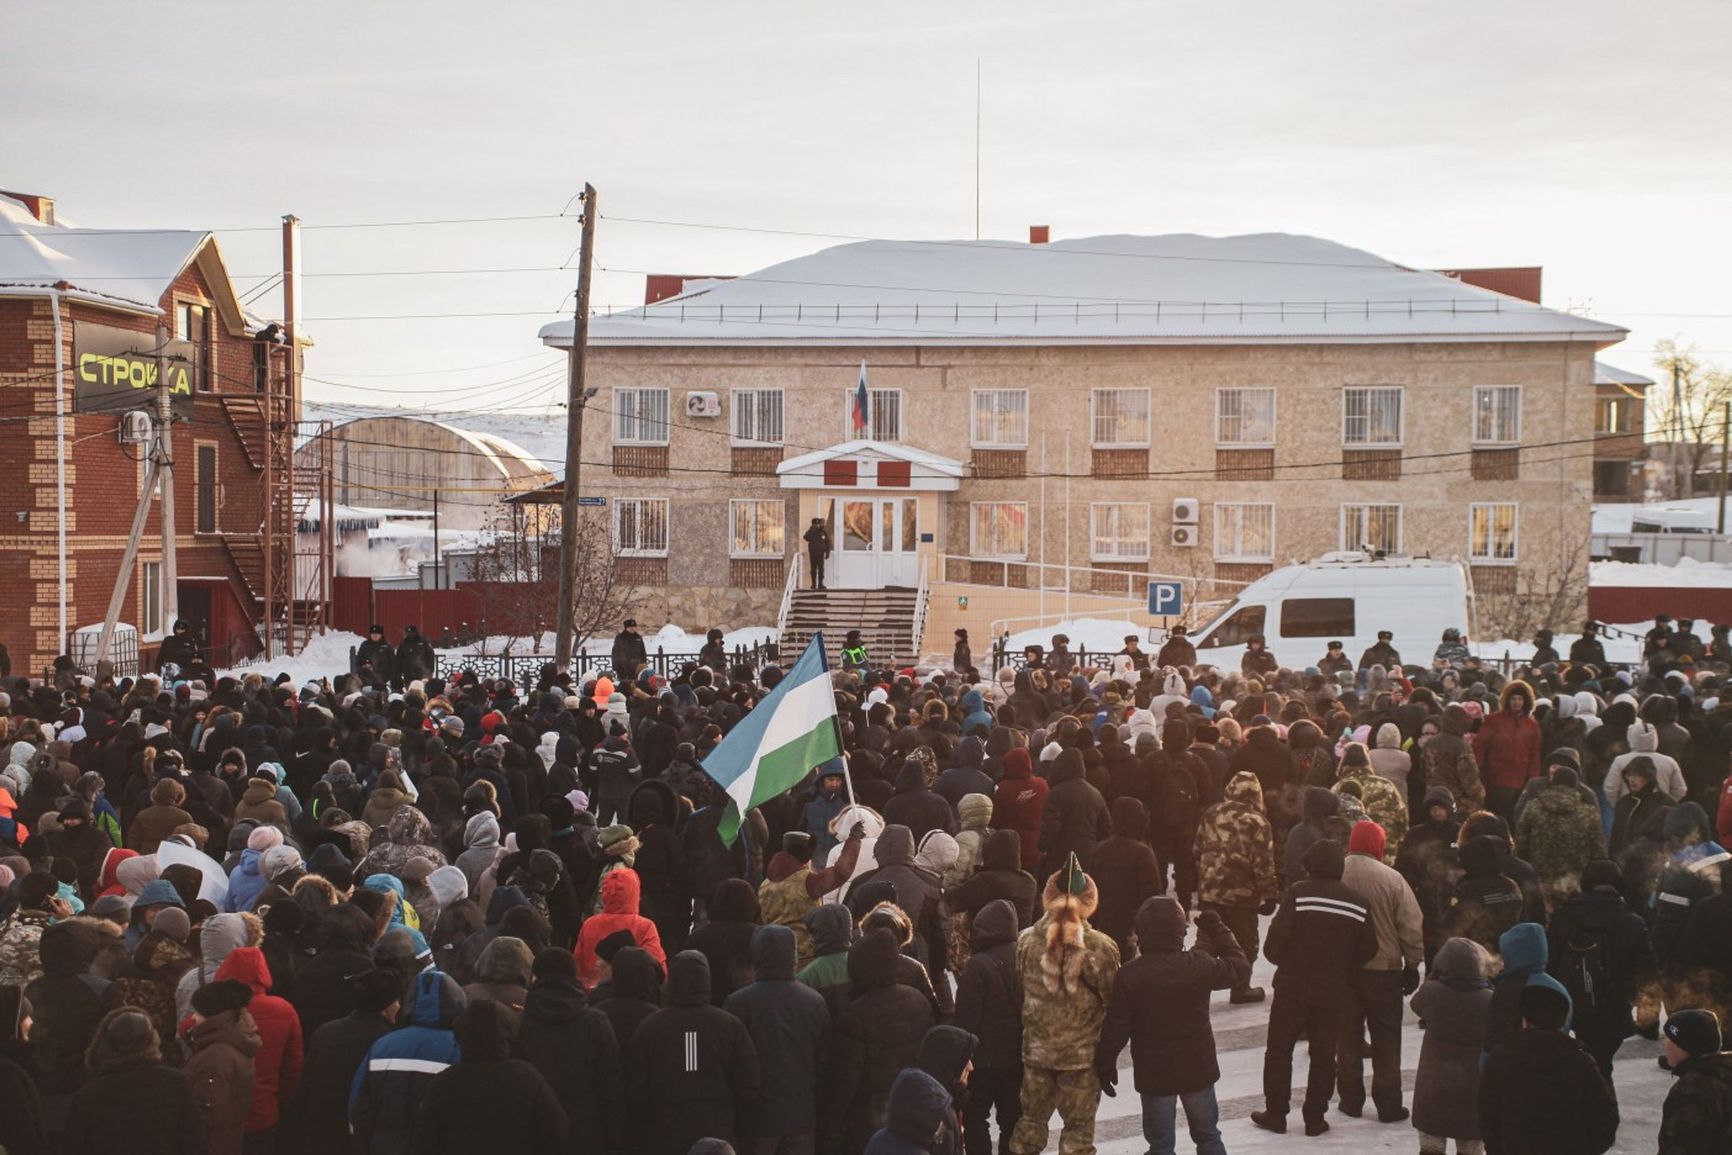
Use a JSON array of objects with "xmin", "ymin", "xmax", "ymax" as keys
[{"xmin": 0, "ymin": 612, "xmax": 1730, "ymax": 1154}]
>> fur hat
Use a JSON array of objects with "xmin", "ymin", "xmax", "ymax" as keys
[
  {"xmin": 191, "ymin": 978, "xmax": 254, "ymax": 1018},
  {"xmin": 1038, "ymin": 855, "xmax": 1100, "ymax": 995}
]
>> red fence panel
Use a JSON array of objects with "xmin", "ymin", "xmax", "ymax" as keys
[
  {"xmin": 1589, "ymin": 586, "xmax": 1732, "ymax": 625},
  {"xmin": 332, "ymin": 576, "xmax": 374, "ymax": 637},
  {"xmin": 373, "ymin": 588, "xmax": 484, "ymax": 641}
]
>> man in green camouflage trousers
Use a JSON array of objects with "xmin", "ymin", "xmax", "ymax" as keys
[{"xmin": 1010, "ymin": 854, "xmax": 1120, "ymax": 1155}]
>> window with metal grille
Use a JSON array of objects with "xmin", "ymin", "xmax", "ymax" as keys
[
  {"xmin": 1340, "ymin": 504, "xmax": 1402, "ymax": 554},
  {"xmin": 971, "ymin": 390, "xmax": 1029, "ymax": 447},
  {"xmin": 615, "ymin": 497, "xmax": 670, "ymax": 556},
  {"xmin": 970, "ymin": 502, "xmax": 1028, "ymax": 558},
  {"xmin": 1342, "ymin": 386, "xmax": 1403, "ymax": 447},
  {"xmin": 1470, "ymin": 503, "xmax": 1518, "ymax": 563},
  {"xmin": 729, "ymin": 499, "xmax": 784, "ymax": 557},
  {"xmin": 614, "ymin": 389, "xmax": 670, "ymax": 444},
  {"xmin": 1216, "ymin": 388, "xmax": 1276, "ymax": 446},
  {"xmin": 1091, "ymin": 503, "xmax": 1150, "ymax": 561},
  {"xmin": 1473, "ymin": 386, "xmax": 1521, "ymax": 445},
  {"xmin": 1214, "ymin": 502, "xmax": 1274, "ymax": 561},
  {"xmin": 1091, "ymin": 388, "xmax": 1151, "ymax": 447},
  {"xmin": 731, "ymin": 389, "xmax": 784, "ymax": 445},
  {"xmin": 842, "ymin": 388, "xmax": 903, "ymax": 441}
]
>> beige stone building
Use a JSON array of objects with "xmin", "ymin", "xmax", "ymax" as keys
[{"xmin": 541, "ymin": 232, "xmax": 1626, "ymax": 659}]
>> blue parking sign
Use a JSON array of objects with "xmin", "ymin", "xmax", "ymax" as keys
[{"xmin": 1148, "ymin": 581, "xmax": 1183, "ymax": 616}]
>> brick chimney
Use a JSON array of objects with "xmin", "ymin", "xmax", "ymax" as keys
[
  {"xmin": 0, "ymin": 190, "xmax": 55, "ymax": 225},
  {"xmin": 1029, "ymin": 225, "xmax": 1050, "ymax": 245}
]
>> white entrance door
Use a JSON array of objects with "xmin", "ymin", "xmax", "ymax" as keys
[{"xmin": 831, "ymin": 496, "xmax": 919, "ymax": 588}]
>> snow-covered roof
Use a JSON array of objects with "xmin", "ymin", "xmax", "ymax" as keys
[
  {"xmin": 0, "ymin": 191, "xmax": 256, "ymax": 331},
  {"xmin": 1595, "ymin": 360, "xmax": 1655, "ymax": 388},
  {"xmin": 541, "ymin": 233, "xmax": 1628, "ymax": 349},
  {"xmin": 432, "ymin": 423, "xmax": 551, "ymax": 478}
]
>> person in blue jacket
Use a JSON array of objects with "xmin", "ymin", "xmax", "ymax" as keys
[{"xmin": 351, "ymin": 969, "xmax": 467, "ymax": 1155}]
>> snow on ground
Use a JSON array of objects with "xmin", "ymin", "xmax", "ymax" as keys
[
  {"xmin": 216, "ymin": 630, "xmax": 368, "ymax": 685},
  {"xmin": 1593, "ymin": 556, "xmax": 1732, "ymax": 588},
  {"xmin": 1004, "ymin": 617, "xmax": 1148, "ymax": 655}
]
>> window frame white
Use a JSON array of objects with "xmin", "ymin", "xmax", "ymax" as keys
[
  {"xmin": 1472, "ymin": 385, "xmax": 1522, "ymax": 446},
  {"xmin": 970, "ymin": 388, "xmax": 1030, "ymax": 449},
  {"xmin": 1341, "ymin": 385, "xmax": 1405, "ymax": 449},
  {"xmin": 1213, "ymin": 502, "xmax": 1276, "ymax": 563},
  {"xmin": 729, "ymin": 388, "xmax": 785, "ymax": 447},
  {"xmin": 1215, "ymin": 387, "xmax": 1278, "ymax": 448},
  {"xmin": 1090, "ymin": 502, "xmax": 1151, "ymax": 562},
  {"xmin": 842, "ymin": 387, "xmax": 904, "ymax": 442},
  {"xmin": 969, "ymin": 501, "xmax": 1029, "ymax": 560},
  {"xmin": 728, "ymin": 498, "xmax": 786, "ymax": 558},
  {"xmin": 1339, "ymin": 503, "xmax": 1404, "ymax": 554},
  {"xmin": 613, "ymin": 497, "xmax": 671, "ymax": 557},
  {"xmin": 141, "ymin": 560, "xmax": 162, "ymax": 638},
  {"xmin": 1469, "ymin": 502, "xmax": 1519, "ymax": 565},
  {"xmin": 1090, "ymin": 387, "xmax": 1153, "ymax": 449},
  {"xmin": 612, "ymin": 387, "xmax": 671, "ymax": 446}
]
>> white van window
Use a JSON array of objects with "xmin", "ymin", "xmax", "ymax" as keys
[
  {"xmin": 1280, "ymin": 597, "xmax": 1355, "ymax": 638},
  {"xmin": 1199, "ymin": 605, "xmax": 1265, "ymax": 648}
]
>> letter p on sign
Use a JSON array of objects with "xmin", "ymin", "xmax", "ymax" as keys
[{"xmin": 1148, "ymin": 581, "xmax": 1183, "ymax": 617}]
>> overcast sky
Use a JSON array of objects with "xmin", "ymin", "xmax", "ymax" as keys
[{"xmin": 5, "ymin": 0, "xmax": 1729, "ymax": 411}]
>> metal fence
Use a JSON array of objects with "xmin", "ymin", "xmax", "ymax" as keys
[{"xmin": 343, "ymin": 640, "xmax": 783, "ymax": 695}]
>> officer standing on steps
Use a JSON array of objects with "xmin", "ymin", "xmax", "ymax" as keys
[
  {"xmin": 803, "ymin": 517, "xmax": 832, "ymax": 590},
  {"xmin": 841, "ymin": 629, "xmax": 868, "ymax": 673}
]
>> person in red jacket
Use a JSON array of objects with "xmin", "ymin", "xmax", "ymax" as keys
[
  {"xmin": 1475, "ymin": 681, "xmax": 1541, "ymax": 821},
  {"xmin": 212, "ymin": 944, "xmax": 303, "ymax": 1147},
  {"xmin": 573, "ymin": 866, "xmax": 667, "ymax": 987},
  {"xmin": 993, "ymin": 747, "xmax": 1049, "ymax": 871}
]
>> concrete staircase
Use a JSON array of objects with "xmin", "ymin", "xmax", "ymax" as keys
[{"xmin": 782, "ymin": 587, "xmax": 922, "ymax": 667}]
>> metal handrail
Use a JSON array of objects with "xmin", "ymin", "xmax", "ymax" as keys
[
  {"xmin": 909, "ymin": 551, "xmax": 932, "ymax": 662},
  {"xmin": 776, "ymin": 551, "xmax": 802, "ymax": 636}
]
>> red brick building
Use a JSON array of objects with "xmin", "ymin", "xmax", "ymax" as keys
[{"xmin": 0, "ymin": 190, "xmax": 293, "ymax": 675}]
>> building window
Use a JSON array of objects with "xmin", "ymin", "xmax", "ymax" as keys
[
  {"xmin": 1342, "ymin": 386, "xmax": 1403, "ymax": 447},
  {"xmin": 1596, "ymin": 397, "xmax": 1636, "ymax": 434},
  {"xmin": 731, "ymin": 388, "xmax": 784, "ymax": 445},
  {"xmin": 1091, "ymin": 388, "xmax": 1151, "ymax": 447},
  {"xmin": 195, "ymin": 444, "xmax": 217, "ymax": 534},
  {"xmin": 614, "ymin": 497, "xmax": 669, "ymax": 557},
  {"xmin": 970, "ymin": 502, "xmax": 1028, "ymax": 559},
  {"xmin": 613, "ymin": 388, "xmax": 670, "ymax": 445},
  {"xmin": 141, "ymin": 561, "xmax": 162, "ymax": 637},
  {"xmin": 177, "ymin": 303, "xmax": 211, "ymax": 392},
  {"xmin": 971, "ymin": 389, "xmax": 1029, "ymax": 448},
  {"xmin": 844, "ymin": 388, "xmax": 903, "ymax": 441},
  {"xmin": 1469, "ymin": 502, "xmax": 1518, "ymax": 564},
  {"xmin": 1214, "ymin": 502, "xmax": 1275, "ymax": 562},
  {"xmin": 1091, "ymin": 503, "xmax": 1150, "ymax": 561},
  {"xmin": 1216, "ymin": 388, "xmax": 1276, "ymax": 446},
  {"xmin": 1340, "ymin": 504, "xmax": 1402, "ymax": 554},
  {"xmin": 729, "ymin": 499, "xmax": 785, "ymax": 557},
  {"xmin": 1473, "ymin": 386, "xmax": 1522, "ymax": 445}
]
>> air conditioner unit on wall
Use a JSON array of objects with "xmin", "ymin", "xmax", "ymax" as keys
[
  {"xmin": 686, "ymin": 391, "xmax": 722, "ymax": 418},
  {"xmin": 1171, "ymin": 497, "xmax": 1199, "ymax": 524},
  {"xmin": 119, "ymin": 410, "xmax": 153, "ymax": 445},
  {"xmin": 1171, "ymin": 524, "xmax": 1199, "ymax": 548}
]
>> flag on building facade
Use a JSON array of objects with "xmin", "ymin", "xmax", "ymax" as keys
[
  {"xmin": 852, "ymin": 360, "xmax": 870, "ymax": 437},
  {"xmin": 701, "ymin": 634, "xmax": 842, "ymax": 845}
]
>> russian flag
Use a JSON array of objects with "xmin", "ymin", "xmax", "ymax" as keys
[{"xmin": 852, "ymin": 361, "xmax": 869, "ymax": 437}]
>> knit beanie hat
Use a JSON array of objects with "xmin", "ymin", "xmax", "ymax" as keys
[
  {"xmin": 262, "ymin": 845, "xmax": 303, "ymax": 881},
  {"xmin": 1666, "ymin": 1009, "xmax": 1724, "ymax": 1058},
  {"xmin": 247, "ymin": 825, "xmax": 285, "ymax": 852},
  {"xmin": 152, "ymin": 906, "xmax": 191, "ymax": 944},
  {"xmin": 1301, "ymin": 838, "xmax": 1346, "ymax": 880},
  {"xmin": 352, "ymin": 968, "xmax": 403, "ymax": 1013},
  {"xmin": 1347, "ymin": 820, "xmax": 1387, "ymax": 861}
]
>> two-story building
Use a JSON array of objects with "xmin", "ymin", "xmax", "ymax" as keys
[{"xmin": 540, "ymin": 230, "xmax": 1626, "ymax": 659}]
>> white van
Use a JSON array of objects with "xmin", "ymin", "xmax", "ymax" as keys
[{"xmin": 1187, "ymin": 554, "xmax": 1473, "ymax": 672}]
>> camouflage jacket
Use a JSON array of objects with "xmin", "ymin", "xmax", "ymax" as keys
[
  {"xmin": 1015, "ymin": 915, "xmax": 1118, "ymax": 1069},
  {"xmin": 1194, "ymin": 772, "xmax": 1280, "ymax": 908},
  {"xmin": 1515, "ymin": 783, "xmax": 1605, "ymax": 891},
  {"xmin": 0, "ymin": 909, "xmax": 52, "ymax": 988},
  {"xmin": 1422, "ymin": 733, "xmax": 1484, "ymax": 815},
  {"xmin": 1334, "ymin": 766, "xmax": 1408, "ymax": 862}
]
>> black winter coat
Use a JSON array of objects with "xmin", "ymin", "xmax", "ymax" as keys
[
  {"xmin": 514, "ymin": 975, "xmax": 623, "ymax": 1155},
  {"xmin": 0, "ymin": 1054, "xmax": 45, "ymax": 1155},
  {"xmin": 62, "ymin": 1060, "xmax": 206, "ymax": 1155},
  {"xmin": 945, "ymin": 830, "xmax": 1038, "ymax": 927},
  {"xmin": 882, "ymin": 762, "xmax": 958, "ymax": 843},
  {"xmin": 1478, "ymin": 1028, "xmax": 1619, "ymax": 1155},
  {"xmin": 417, "ymin": 1002, "xmax": 569, "ymax": 1155},
  {"xmin": 1084, "ymin": 808, "xmax": 1165, "ymax": 956},
  {"xmin": 1039, "ymin": 763, "xmax": 1111, "ymax": 877},
  {"xmin": 687, "ymin": 878, "xmax": 761, "ymax": 1005},
  {"xmin": 1660, "ymin": 1052, "xmax": 1732, "ymax": 1155},
  {"xmin": 592, "ymin": 944, "xmax": 662, "ymax": 1053},
  {"xmin": 1546, "ymin": 885, "xmax": 1656, "ymax": 1042},
  {"xmin": 626, "ymin": 951, "xmax": 761, "ymax": 1154},
  {"xmin": 829, "ymin": 930, "xmax": 938, "ymax": 1151},
  {"xmin": 724, "ymin": 925, "xmax": 831, "ymax": 1139},
  {"xmin": 288, "ymin": 1011, "xmax": 393, "ymax": 1155},
  {"xmin": 1095, "ymin": 902, "xmax": 1249, "ymax": 1095},
  {"xmin": 951, "ymin": 900, "xmax": 1022, "ymax": 1069},
  {"xmin": 1264, "ymin": 876, "xmax": 1377, "ymax": 999}
]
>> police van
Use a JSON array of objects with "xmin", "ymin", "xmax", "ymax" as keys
[{"xmin": 1187, "ymin": 553, "xmax": 1474, "ymax": 672}]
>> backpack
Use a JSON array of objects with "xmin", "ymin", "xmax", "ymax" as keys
[{"xmin": 1554, "ymin": 922, "xmax": 1610, "ymax": 1016}]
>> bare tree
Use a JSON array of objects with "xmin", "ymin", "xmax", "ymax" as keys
[
  {"xmin": 1474, "ymin": 543, "xmax": 1590, "ymax": 642},
  {"xmin": 465, "ymin": 502, "xmax": 641, "ymax": 657},
  {"xmin": 1648, "ymin": 340, "xmax": 1732, "ymax": 498}
]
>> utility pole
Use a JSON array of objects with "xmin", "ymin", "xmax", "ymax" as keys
[
  {"xmin": 432, "ymin": 489, "xmax": 441, "ymax": 588},
  {"xmin": 156, "ymin": 324, "xmax": 179, "ymax": 635},
  {"xmin": 554, "ymin": 184, "xmax": 597, "ymax": 672},
  {"xmin": 1718, "ymin": 400, "xmax": 1729, "ymax": 534},
  {"xmin": 97, "ymin": 330, "xmax": 174, "ymax": 665},
  {"xmin": 1673, "ymin": 359, "xmax": 1686, "ymax": 499}
]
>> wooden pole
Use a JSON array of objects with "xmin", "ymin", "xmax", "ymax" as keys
[{"xmin": 554, "ymin": 185, "xmax": 597, "ymax": 671}]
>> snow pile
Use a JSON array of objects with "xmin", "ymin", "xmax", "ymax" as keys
[
  {"xmin": 217, "ymin": 631, "xmax": 368, "ymax": 684},
  {"xmin": 1003, "ymin": 618, "xmax": 1148, "ymax": 654},
  {"xmin": 1591, "ymin": 557, "xmax": 1732, "ymax": 588}
]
